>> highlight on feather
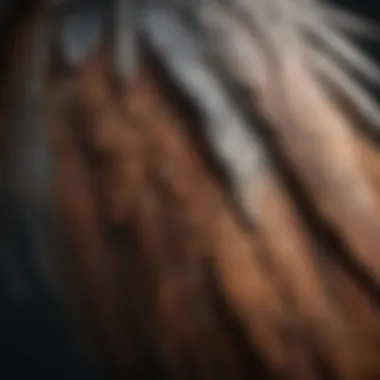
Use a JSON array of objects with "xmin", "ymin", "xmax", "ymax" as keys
[
  {"xmin": 140, "ymin": 6, "xmax": 267, "ymax": 224},
  {"xmin": 110, "ymin": 0, "xmax": 138, "ymax": 82},
  {"xmin": 195, "ymin": 0, "xmax": 380, "ymax": 285},
  {"xmin": 55, "ymin": 4, "xmax": 104, "ymax": 68}
]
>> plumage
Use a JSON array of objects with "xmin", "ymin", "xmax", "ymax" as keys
[{"xmin": 1, "ymin": 0, "xmax": 380, "ymax": 379}]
